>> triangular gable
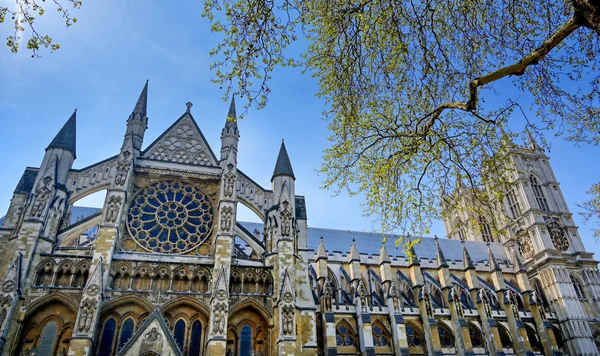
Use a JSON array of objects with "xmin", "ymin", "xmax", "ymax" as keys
[
  {"xmin": 0, "ymin": 254, "xmax": 22, "ymax": 296},
  {"xmin": 142, "ymin": 112, "xmax": 218, "ymax": 166},
  {"xmin": 83, "ymin": 258, "xmax": 104, "ymax": 298},
  {"xmin": 118, "ymin": 309, "xmax": 183, "ymax": 356}
]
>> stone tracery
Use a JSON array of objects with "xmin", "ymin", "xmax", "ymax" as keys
[{"xmin": 127, "ymin": 181, "xmax": 214, "ymax": 254}]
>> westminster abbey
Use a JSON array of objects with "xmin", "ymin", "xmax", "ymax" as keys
[{"xmin": 1, "ymin": 82, "xmax": 600, "ymax": 355}]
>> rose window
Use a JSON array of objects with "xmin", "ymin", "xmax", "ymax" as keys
[
  {"xmin": 518, "ymin": 231, "xmax": 535, "ymax": 259},
  {"xmin": 127, "ymin": 181, "xmax": 214, "ymax": 254}
]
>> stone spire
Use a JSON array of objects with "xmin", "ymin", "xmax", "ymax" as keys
[
  {"xmin": 316, "ymin": 237, "xmax": 328, "ymax": 261},
  {"xmin": 133, "ymin": 80, "xmax": 148, "ymax": 117},
  {"xmin": 47, "ymin": 109, "xmax": 77, "ymax": 157},
  {"xmin": 125, "ymin": 81, "xmax": 149, "ymax": 154},
  {"xmin": 462, "ymin": 240, "xmax": 475, "ymax": 270},
  {"xmin": 488, "ymin": 243, "xmax": 501, "ymax": 272},
  {"xmin": 271, "ymin": 140, "xmax": 295, "ymax": 181},
  {"xmin": 227, "ymin": 96, "xmax": 237, "ymax": 123},
  {"xmin": 525, "ymin": 127, "xmax": 542, "ymax": 151},
  {"xmin": 408, "ymin": 245, "xmax": 420, "ymax": 266},
  {"xmin": 435, "ymin": 236, "xmax": 448, "ymax": 268}
]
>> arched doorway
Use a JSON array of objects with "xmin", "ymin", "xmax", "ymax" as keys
[{"xmin": 227, "ymin": 302, "xmax": 271, "ymax": 356}]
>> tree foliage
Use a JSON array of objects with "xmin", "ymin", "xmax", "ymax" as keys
[
  {"xmin": 1, "ymin": 0, "xmax": 81, "ymax": 56},
  {"xmin": 203, "ymin": 0, "xmax": 600, "ymax": 245}
]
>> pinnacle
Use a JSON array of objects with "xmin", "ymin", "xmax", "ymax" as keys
[
  {"xmin": 133, "ymin": 80, "xmax": 148, "ymax": 117},
  {"xmin": 47, "ymin": 109, "xmax": 77, "ymax": 157},
  {"xmin": 271, "ymin": 140, "xmax": 295, "ymax": 181}
]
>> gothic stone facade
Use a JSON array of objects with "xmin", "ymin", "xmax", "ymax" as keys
[{"xmin": 0, "ymin": 83, "xmax": 600, "ymax": 356}]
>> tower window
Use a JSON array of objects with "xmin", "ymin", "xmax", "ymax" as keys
[
  {"xmin": 529, "ymin": 175, "xmax": 549, "ymax": 211},
  {"xmin": 479, "ymin": 216, "xmax": 494, "ymax": 242},
  {"xmin": 506, "ymin": 188, "xmax": 522, "ymax": 219},
  {"xmin": 570, "ymin": 275, "xmax": 586, "ymax": 300}
]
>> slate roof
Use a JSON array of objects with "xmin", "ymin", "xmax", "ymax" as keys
[
  {"xmin": 239, "ymin": 221, "xmax": 509, "ymax": 264},
  {"xmin": 271, "ymin": 140, "xmax": 295, "ymax": 180},
  {"xmin": 47, "ymin": 110, "xmax": 77, "ymax": 156},
  {"xmin": 14, "ymin": 167, "xmax": 39, "ymax": 194}
]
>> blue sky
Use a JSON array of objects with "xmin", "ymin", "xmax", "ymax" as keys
[{"xmin": 1, "ymin": 1, "xmax": 599, "ymax": 257}]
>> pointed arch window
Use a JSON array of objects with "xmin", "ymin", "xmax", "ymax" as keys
[
  {"xmin": 506, "ymin": 188, "xmax": 522, "ymax": 219},
  {"xmin": 37, "ymin": 321, "xmax": 58, "ymax": 356},
  {"xmin": 240, "ymin": 324, "xmax": 253, "ymax": 356},
  {"xmin": 189, "ymin": 320, "xmax": 202, "ymax": 356},
  {"xmin": 372, "ymin": 322, "xmax": 391, "ymax": 347},
  {"xmin": 570, "ymin": 275, "xmax": 586, "ymax": 300},
  {"xmin": 173, "ymin": 319, "xmax": 186, "ymax": 351},
  {"xmin": 98, "ymin": 318, "xmax": 116, "ymax": 355},
  {"xmin": 525, "ymin": 324, "xmax": 542, "ymax": 352},
  {"xmin": 479, "ymin": 216, "xmax": 494, "ymax": 242},
  {"xmin": 437, "ymin": 323, "xmax": 455, "ymax": 348},
  {"xmin": 498, "ymin": 324, "xmax": 513, "ymax": 349},
  {"xmin": 530, "ymin": 175, "xmax": 549, "ymax": 211},
  {"xmin": 336, "ymin": 320, "xmax": 356, "ymax": 346},
  {"xmin": 406, "ymin": 323, "xmax": 423, "ymax": 347},
  {"xmin": 533, "ymin": 279, "xmax": 550, "ymax": 309},
  {"xmin": 468, "ymin": 323, "xmax": 484, "ymax": 348},
  {"xmin": 118, "ymin": 318, "xmax": 135, "ymax": 351}
]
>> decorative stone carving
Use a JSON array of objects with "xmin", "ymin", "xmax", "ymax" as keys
[
  {"xmin": 105, "ymin": 195, "xmax": 123, "ymax": 224},
  {"xmin": 423, "ymin": 288, "xmax": 434, "ymax": 318},
  {"xmin": 356, "ymin": 280, "xmax": 368, "ymax": 312},
  {"xmin": 143, "ymin": 327, "xmax": 162, "ymax": 344},
  {"xmin": 478, "ymin": 289, "xmax": 493, "ymax": 319},
  {"xmin": 451, "ymin": 285, "xmax": 464, "ymax": 318},
  {"xmin": 517, "ymin": 230, "xmax": 534, "ymax": 259},
  {"xmin": 280, "ymin": 201, "xmax": 292, "ymax": 237},
  {"xmin": 30, "ymin": 177, "xmax": 52, "ymax": 218},
  {"xmin": 144, "ymin": 116, "xmax": 216, "ymax": 166},
  {"xmin": 505, "ymin": 290, "xmax": 521, "ymax": 320},
  {"xmin": 547, "ymin": 220, "xmax": 569, "ymax": 251},
  {"xmin": 223, "ymin": 165, "xmax": 236, "ymax": 198},
  {"xmin": 78, "ymin": 298, "xmax": 97, "ymax": 333},
  {"xmin": 282, "ymin": 304, "xmax": 295, "ymax": 336},
  {"xmin": 322, "ymin": 279, "xmax": 333, "ymax": 311},
  {"xmin": 115, "ymin": 151, "xmax": 131, "ymax": 186},
  {"xmin": 388, "ymin": 283, "xmax": 400, "ymax": 312},
  {"xmin": 213, "ymin": 302, "xmax": 227, "ymax": 334},
  {"xmin": 221, "ymin": 206, "xmax": 233, "ymax": 232}
]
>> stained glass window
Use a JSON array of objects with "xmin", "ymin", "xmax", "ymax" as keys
[
  {"xmin": 189, "ymin": 320, "xmax": 202, "ymax": 356},
  {"xmin": 98, "ymin": 318, "xmax": 116, "ymax": 355},
  {"xmin": 479, "ymin": 216, "xmax": 494, "ymax": 242},
  {"xmin": 571, "ymin": 275, "xmax": 586, "ymax": 300},
  {"xmin": 506, "ymin": 188, "xmax": 522, "ymax": 219},
  {"xmin": 119, "ymin": 318, "xmax": 134, "ymax": 351},
  {"xmin": 336, "ymin": 322, "xmax": 356, "ymax": 346},
  {"xmin": 498, "ymin": 325, "xmax": 512, "ymax": 349},
  {"xmin": 437, "ymin": 323, "xmax": 455, "ymax": 348},
  {"xmin": 240, "ymin": 324, "xmax": 253, "ymax": 356},
  {"xmin": 127, "ymin": 181, "xmax": 214, "ymax": 254},
  {"xmin": 468, "ymin": 323, "xmax": 484, "ymax": 348},
  {"xmin": 174, "ymin": 319, "xmax": 186, "ymax": 351},
  {"xmin": 38, "ymin": 321, "xmax": 58, "ymax": 356},
  {"xmin": 372, "ymin": 324, "xmax": 390, "ymax": 347},
  {"xmin": 525, "ymin": 325, "xmax": 542, "ymax": 352},
  {"xmin": 406, "ymin": 324, "xmax": 423, "ymax": 347},
  {"xmin": 530, "ymin": 175, "xmax": 550, "ymax": 211}
]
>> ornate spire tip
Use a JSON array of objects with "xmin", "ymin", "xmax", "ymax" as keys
[{"xmin": 186, "ymin": 102, "xmax": 193, "ymax": 113}]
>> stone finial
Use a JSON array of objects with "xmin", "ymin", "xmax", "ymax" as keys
[
  {"xmin": 379, "ymin": 244, "xmax": 391, "ymax": 265},
  {"xmin": 435, "ymin": 236, "xmax": 448, "ymax": 268},
  {"xmin": 132, "ymin": 80, "xmax": 148, "ymax": 117},
  {"xmin": 348, "ymin": 239, "xmax": 360, "ymax": 262},
  {"xmin": 316, "ymin": 237, "xmax": 328, "ymax": 261},
  {"xmin": 488, "ymin": 243, "xmax": 501, "ymax": 272},
  {"xmin": 512, "ymin": 246, "xmax": 526, "ymax": 273},
  {"xmin": 462, "ymin": 240, "xmax": 475, "ymax": 270},
  {"xmin": 186, "ymin": 101, "xmax": 193, "ymax": 113}
]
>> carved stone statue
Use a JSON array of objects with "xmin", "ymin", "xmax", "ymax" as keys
[
  {"xmin": 115, "ymin": 151, "xmax": 131, "ymax": 186},
  {"xmin": 322, "ymin": 278, "xmax": 333, "ymax": 311},
  {"xmin": 30, "ymin": 177, "xmax": 52, "ymax": 218},
  {"xmin": 223, "ymin": 166, "xmax": 236, "ymax": 198},
  {"xmin": 221, "ymin": 206, "xmax": 233, "ymax": 231},
  {"xmin": 105, "ymin": 195, "xmax": 123, "ymax": 224}
]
